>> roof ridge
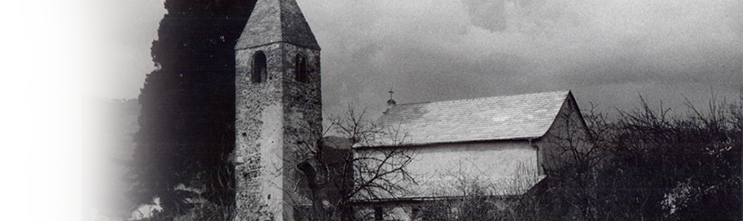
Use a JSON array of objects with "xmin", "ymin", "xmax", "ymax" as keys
[{"xmin": 395, "ymin": 90, "xmax": 569, "ymax": 107}]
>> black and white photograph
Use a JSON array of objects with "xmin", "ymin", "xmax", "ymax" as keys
[{"xmin": 76, "ymin": 0, "xmax": 742, "ymax": 220}]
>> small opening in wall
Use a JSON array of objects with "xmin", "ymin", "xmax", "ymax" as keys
[
  {"xmin": 242, "ymin": 133, "xmax": 247, "ymax": 137},
  {"xmin": 267, "ymin": 194, "xmax": 271, "ymax": 200},
  {"xmin": 252, "ymin": 51, "xmax": 267, "ymax": 83},
  {"xmin": 295, "ymin": 54, "xmax": 308, "ymax": 83},
  {"xmin": 374, "ymin": 207, "xmax": 383, "ymax": 220}
]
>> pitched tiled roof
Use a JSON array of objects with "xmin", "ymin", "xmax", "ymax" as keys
[{"xmin": 368, "ymin": 91, "xmax": 571, "ymax": 147}]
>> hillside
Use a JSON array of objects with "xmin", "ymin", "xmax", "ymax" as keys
[{"xmin": 83, "ymin": 97, "xmax": 140, "ymax": 219}]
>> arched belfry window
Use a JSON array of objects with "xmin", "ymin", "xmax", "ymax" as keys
[
  {"xmin": 295, "ymin": 54, "xmax": 308, "ymax": 83},
  {"xmin": 252, "ymin": 51, "xmax": 267, "ymax": 83}
]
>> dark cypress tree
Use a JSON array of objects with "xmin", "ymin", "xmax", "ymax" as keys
[{"xmin": 131, "ymin": 0, "xmax": 257, "ymax": 217}]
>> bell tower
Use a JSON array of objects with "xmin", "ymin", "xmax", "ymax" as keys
[{"xmin": 233, "ymin": 0, "xmax": 321, "ymax": 220}]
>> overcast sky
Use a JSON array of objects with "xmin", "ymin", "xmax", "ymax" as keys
[{"xmin": 86, "ymin": 0, "xmax": 743, "ymax": 116}]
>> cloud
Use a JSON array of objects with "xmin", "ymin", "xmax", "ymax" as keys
[
  {"xmin": 301, "ymin": 0, "xmax": 743, "ymax": 115},
  {"xmin": 93, "ymin": 0, "xmax": 742, "ymax": 115}
]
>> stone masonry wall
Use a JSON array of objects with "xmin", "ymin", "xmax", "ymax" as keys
[
  {"xmin": 235, "ymin": 43, "xmax": 284, "ymax": 221},
  {"xmin": 234, "ymin": 42, "xmax": 321, "ymax": 221},
  {"xmin": 280, "ymin": 43, "xmax": 322, "ymax": 220}
]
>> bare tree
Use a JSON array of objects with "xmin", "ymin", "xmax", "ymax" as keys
[
  {"xmin": 532, "ymin": 95, "xmax": 742, "ymax": 220},
  {"xmin": 533, "ymin": 102, "xmax": 610, "ymax": 220},
  {"xmin": 608, "ymin": 95, "xmax": 742, "ymax": 220},
  {"xmin": 287, "ymin": 103, "xmax": 416, "ymax": 220},
  {"xmin": 419, "ymin": 161, "xmax": 541, "ymax": 221},
  {"xmin": 416, "ymin": 101, "xmax": 612, "ymax": 221}
]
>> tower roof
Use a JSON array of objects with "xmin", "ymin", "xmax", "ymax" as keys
[{"xmin": 235, "ymin": 0, "xmax": 320, "ymax": 50}]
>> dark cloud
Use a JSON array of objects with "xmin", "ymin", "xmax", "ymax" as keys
[
  {"xmin": 98, "ymin": 0, "xmax": 742, "ymax": 116},
  {"xmin": 301, "ymin": 0, "xmax": 743, "ymax": 117},
  {"xmin": 462, "ymin": 0, "xmax": 507, "ymax": 32}
]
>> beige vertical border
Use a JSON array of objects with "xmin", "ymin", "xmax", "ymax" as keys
[{"xmin": 20, "ymin": 0, "xmax": 81, "ymax": 220}]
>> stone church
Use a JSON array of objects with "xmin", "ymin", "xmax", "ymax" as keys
[
  {"xmin": 232, "ymin": 0, "xmax": 587, "ymax": 220},
  {"xmin": 352, "ymin": 91, "xmax": 586, "ymax": 220}
]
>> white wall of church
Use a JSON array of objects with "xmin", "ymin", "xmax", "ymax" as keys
[
  {"xmin": 356, "ymin": 141, "xmax": 542, "ymax": 199},
  {"xmin": 407, "ymin": 141, "xmax": 542, "ymax": 197}
]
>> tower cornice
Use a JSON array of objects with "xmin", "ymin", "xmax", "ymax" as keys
[{"xmin": 234, "ymin": 41, "xmax": 321, "ymax": 51}]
